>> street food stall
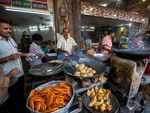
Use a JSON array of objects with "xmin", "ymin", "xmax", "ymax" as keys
[
  {"xmin": 24, "ymin": 43, "xmax": 149, "ymax": 113},
  {"xmin": 0, "ymin": 0, "xmax": 149, "ymax": 113}
]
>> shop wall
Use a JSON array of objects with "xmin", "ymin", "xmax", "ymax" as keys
[
  {"xmin": 13, "ymin": 26, "xmax": 55, "ymax": 44},
  {"xmin": 128, "ymin": 23, "xmax": 141, "ymax": 37},
  {"xmin": 54, "ymin": 0, "xmax": 81, "ymax": 43}
]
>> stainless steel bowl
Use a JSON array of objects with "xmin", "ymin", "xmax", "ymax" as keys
[
  {"xmin": 26, "ymin": 80, "xmax": 75, "ymax": 113},
  {"xmin": 94, "ymin": 53, "xmax": 111, "ymax": 62}
]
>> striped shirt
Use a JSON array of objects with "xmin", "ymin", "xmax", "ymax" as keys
[{"xmin": 29, "ymin": 42, "xmax": 45, "ymax": 66}]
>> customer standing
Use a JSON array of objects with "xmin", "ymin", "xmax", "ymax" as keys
[
  {"xmin": 20, "ymin": 31, "xmax": 31, "ymax": 53},
  {"xmin": 119, "ymin": 29, "xmax": 129, "ymax": 49},
  {"xmin": 0, "ymin": 19, "xmax": 25, "ymax": 113}
]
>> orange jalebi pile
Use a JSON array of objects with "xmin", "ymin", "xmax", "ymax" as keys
[{"xmin": 28, "ymin": 82, "xmax": 72, "ymax": 113}]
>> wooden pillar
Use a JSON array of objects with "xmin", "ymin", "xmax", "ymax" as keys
[
  {"xmin": 53, "ymin": 0, "xmax": 60, "ymax": 33},
  {"xmin": 53, "ymin": 0, "xmax": 81, "ymax": 43},
  {"xmin": 139, "ymin": 18, "xmax": 149, "ymax": 32},
  {"xmin": 72, "ymin": 0, "xmax": 81, "ymax": 43}
]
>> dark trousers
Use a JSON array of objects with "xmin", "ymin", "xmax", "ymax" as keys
[
  {"xmin": 9, "ymin": 76, "xmax": 25, "ymax": 113},
  {"xmin": 0, "ymin": 99, "xmax": 10, "ymax": 113}
]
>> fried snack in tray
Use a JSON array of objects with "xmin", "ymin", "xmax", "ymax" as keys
[
  {"xmin": 74, "ymin": 64, "xmax": 96, "ymax": 77},
  {"xmin": 140, "ymin": 84, "xmax": 150, "ymax": 101},
  {"xmin": 87, "ymin": 87, "xmax": 112, "ymax": 112},
  {"xmin": 28, "ymin": 82, "xmax": 72, "ymax": 113}
]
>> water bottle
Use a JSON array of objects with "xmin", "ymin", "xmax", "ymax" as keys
[{"xmin": 120, "ymin": 36, "xmax": 129, "ymax": 49}]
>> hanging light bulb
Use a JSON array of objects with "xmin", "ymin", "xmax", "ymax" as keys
[
  {"xmin": 90, "ymin": 7, "xmax": 93, "ymax": 11},
  {"xmin": 142, "ymin": 0, "xmax": 146, "ymax": 2},
  {"xmin": 100, "ymin": 3, "xmax": 108, "ymax": 7},
  {"xmin": 130, "ymin": 18, "xmax": 133, "ymax": 21},
  {"xmin": 113, "ymin": 14, "xmax": 117, "ymax": 17},
  {"xmin": 128, "ymin": 23, "xmax": 132, "ymax": 27}
]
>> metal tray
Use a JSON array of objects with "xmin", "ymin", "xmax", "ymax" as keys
[{"xmin": 94, "ymin": 53, "xmax": 111, "ymax": 62}]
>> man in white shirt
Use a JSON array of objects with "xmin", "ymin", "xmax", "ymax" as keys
[
  {"xmin": 0, "ymin": 19, "xmax": 24, "ymax": 113},
  {"xmin": 57, "ymin": 28, "xmax": 77, "ymax": 56}
]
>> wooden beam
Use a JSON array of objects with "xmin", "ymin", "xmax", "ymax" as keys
[
  {"xmin": 72, "ymin": 0, "xmax": 81, "ymax": 43},
  {"xmin": 53, "ymin": 0, "xmax": 59, "ymax": 33}
]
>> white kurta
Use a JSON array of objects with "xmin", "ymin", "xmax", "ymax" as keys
[
  {"xmin": 0, "ymin": 36, "xmax": 24, "ymax": 105},
  {"xmin": 57, "ymin": 36, "xmax": 77, "ymax": 54},
  {"xmin": 0, "ymin": 36, "xmax": 24, "ymax": 78}
]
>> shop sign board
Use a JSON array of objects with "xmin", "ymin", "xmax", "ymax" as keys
[
  {"xmin": 32, "ymin": 0, "xmax": 48, "ymax": 10},
  {"xmin": 12, "ymin": 0, "xmax": 31, "ymax": 8},
  {"xmin": 0, "ymin": 0, "xmax": 11, "ymax": 5},
  {"xmin": 32, "ymin": 0, "xmax": 47, "ymax": 3}
]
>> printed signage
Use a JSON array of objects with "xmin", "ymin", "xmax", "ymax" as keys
[
  {"xmin": 12, "ymin": 0, "xmax": 31, "ymax": 8},
  {"xmin": 32, "ymin": 0, "xmax": 48, "ymax": 10},
  {"xmin": 0, "ymin": 0, "xmax": 11, "ymax": 5}
]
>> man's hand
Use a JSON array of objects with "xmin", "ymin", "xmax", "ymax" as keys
[
  {"xmin": 0, "ymin": 76, "xmax": 10, "ymax": 87},
  {"xmin": 64, "ymin": 50, "xmax": 70, "ymax": 55},
  {"xmin": 86, "ymin": 48, "xmax": 96, "ymax": 57},
  {"xmin": 36, "ymin": 53, "xmax": 44, "ymax": 58},
  {"xmin": 8, "ymin": 68, "xmax": 20, "ymax": 78},
  {"xmin": 7, "ymin": 53, "xmax": 20, "ymax": 61},
  {"xmin": 58, "ymin": 49, "xmax": 70, "ymax": 55},
  {"xmin": 17, "ymin": 52, "xmax": 28, "ymax": 57}
]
